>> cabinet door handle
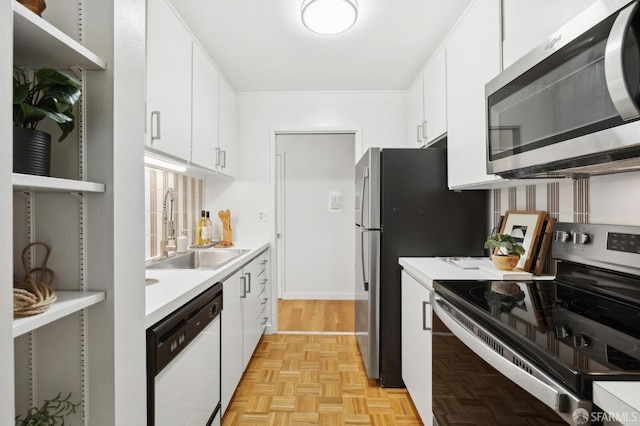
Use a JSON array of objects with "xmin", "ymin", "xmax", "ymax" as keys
[
  {"xmin": 422, "ymin": 121, "xmax": 428, "ymax": 141},
  {"xmin": 245, "ymin": 272, "xmax": 251, "ymax": 293},
  {"xmin": 422, "ymin": 301, "xmax": 431, "ymax": 331},
  {"xmin": 416, "ymin": 124, "xmax": 422, "ymax": 143},
  {"xmin": 151, "ymin": 111, "xmax": 161, "ymax": 143},
  {"xmin": 240, "ymin": 276, "xmax": 247, "ymax": 298},
  {"xmin": 221, "ymin": 150, "xmax": 227, "ymax": 169},
  {"xmin": 215, "ymin": 147, "xmax": 221, "ymax": 167}
]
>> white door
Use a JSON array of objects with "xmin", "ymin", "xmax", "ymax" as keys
[{"xmin": 275, "ymin": 133, "xmax": 355, "ymax": 300}]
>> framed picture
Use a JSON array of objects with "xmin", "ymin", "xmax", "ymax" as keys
[{"xmin": 499, "ymin": 210, "xmax": 547, "ymax": 272}]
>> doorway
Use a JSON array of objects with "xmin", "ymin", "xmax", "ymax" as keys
[{"xmin": 275, "ymin": 133, "xmax": 355, "ymax": 301}]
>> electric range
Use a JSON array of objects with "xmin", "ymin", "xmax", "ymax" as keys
[{"xmin": 432, "ymin": 222, "xmax": 640, "ymax": 424}]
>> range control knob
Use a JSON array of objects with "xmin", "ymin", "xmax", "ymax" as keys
[
  {"xmin": 572, "ymin": 334, "xmax": 590, "ymax": 348},
  {"xmin": 554, "ymin": 231, "xmax": 571, "ymax": 242},
  {"xmin": 572, "ymin": 232, "xmax": 590, "ymax": 245},
  {"xmin": 555, "ymin": 325, "xmax": 570, "ymax": 339}
]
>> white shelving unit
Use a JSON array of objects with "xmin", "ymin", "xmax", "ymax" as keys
[
  {"xmin": 12, "ymin": 2, "xmax": 106, "ymax": 71},
  {"xmin": 12, "ymin": 173, "xmax": 106, "ymax": 193},
  {"xmin": 5, "ymin": 0, "xmax": 147, "ymax": 424},
  {"xmin": 13, "ymin": 291, "xmax": 106, "ymax": 338}
]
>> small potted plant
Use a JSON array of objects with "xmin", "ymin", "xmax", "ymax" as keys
[
  {"xmin": 13, "ymin": 66, "xmax": 81, "ymax": 176},
  {"xmin": 15, "ymin": 392, "xmax": 78, "ymax": 425},
  {"xmin": 484, "ymin": 233, "xmax": 525, "ymax": 270}
]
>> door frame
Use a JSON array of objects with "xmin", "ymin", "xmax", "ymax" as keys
[{"xmin": 269, "ymin": 127, "xmax": 362, "ymax": 322}]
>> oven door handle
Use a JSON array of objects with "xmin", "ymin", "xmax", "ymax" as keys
[{"xmin": 432, "ymin": 294, "xmax": 590, "ymax": 419}]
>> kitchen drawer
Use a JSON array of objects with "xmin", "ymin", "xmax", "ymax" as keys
[{"xmin": 258, "ymin": 296, "xmax": 269, "ymax": 318}]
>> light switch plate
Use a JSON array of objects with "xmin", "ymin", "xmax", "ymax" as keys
[{"xmin": 328, "ymin": 190, "xmax": 342, "ymax": 213}]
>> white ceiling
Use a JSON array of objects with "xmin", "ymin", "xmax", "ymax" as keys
[{"xmin": 167, "ymin": 0, "xmax": 473, "ymax": 92}]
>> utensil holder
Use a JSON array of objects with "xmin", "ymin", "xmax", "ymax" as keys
[{"xmin": 223, "ymin": 229, "xmax": 233, "ymax": 243}]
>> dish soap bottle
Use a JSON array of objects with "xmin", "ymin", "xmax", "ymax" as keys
[
  {"xmin": 198, "ymin": 210, "xmax": 207, "ymax": 245},
  {"xmin": 205, "ymin": 211, "xmax": 213, "ymax": 244}
]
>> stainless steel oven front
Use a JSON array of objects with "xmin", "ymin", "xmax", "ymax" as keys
[
  {"xmin": 486, "ymin": 0, "xmax": 640, "ymax": 178},
  {"xmin": 431, "ymin": 223, "xmax": 640, "ymax": 426},
  {"xmin": 430, "ymin": 294, "xmax": 580, "ymax": 425}
]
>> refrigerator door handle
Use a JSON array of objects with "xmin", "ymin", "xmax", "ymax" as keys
[
  {"xmin": 360, "ymin": 230, "xmax": 369, "ymax": 292},
  {"xmin": 359, "ymin": 167, "xmax": 369, "ymax": 228}
]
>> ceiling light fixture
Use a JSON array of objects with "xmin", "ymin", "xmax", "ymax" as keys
[{"xmin": 301, "ymin": 0, "xmax": 358, "ymax": 35}]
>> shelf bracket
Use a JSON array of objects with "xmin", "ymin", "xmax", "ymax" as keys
[{"xmin": 70, "ymin": 65, "xmax": 83, "ymax": 81}]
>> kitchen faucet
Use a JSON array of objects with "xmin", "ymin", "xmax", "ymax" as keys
[{"xmin": 161, "ymin": 187, "xmax": 176, "ymax": 258}]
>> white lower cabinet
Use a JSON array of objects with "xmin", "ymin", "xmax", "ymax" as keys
[
  {"xmin": 221, "ymin": 248, "xmax": 270, "ymax": 415},
  {"xmin": 221, "ymin": 268, "xmax": 244, "ymax": 415},
  {"xmin": 401, "ymin": 270, "xmax": 433, "ymax": 426}
]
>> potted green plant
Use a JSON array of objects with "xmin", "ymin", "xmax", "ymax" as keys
[
  {"xmin": 13, "ymin": 66, "xmax": 81, "ymax": 176},
  {"xmin": 15, "ymin": 392, "xmax": 78, "ymax": 425},
  {"xmin": 484, "ymin": 233, "xmax": 526, "ymax": 270}
]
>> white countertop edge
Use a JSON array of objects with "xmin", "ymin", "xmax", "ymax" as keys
[
  {"xmin": 593, "ymin": 382, "xmax": 640, "ymax": 425},
  {"xmin": 145, "ymin": 241, "xmax": 269, "ymax": 328},
  {"xmin": 399, "ymin": 257, "xmax": 555, "ymax": 292},
  {"xmin": 399, "ymin": 257, "xmax": 496, "ymax": 291}
]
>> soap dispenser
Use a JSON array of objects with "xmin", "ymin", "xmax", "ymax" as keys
[{"xmin": 177, "ymin": 230, "xmax": 188, "ymax": 253}]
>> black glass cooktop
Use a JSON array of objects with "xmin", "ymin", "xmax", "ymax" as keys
[{"xmin": 433, "ymin": 262, "xmax": 640, "ymax": 396}]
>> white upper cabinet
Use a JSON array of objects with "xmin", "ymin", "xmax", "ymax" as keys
[
  {"xmin": 146, "ymin": 0, "xmax": 192, "ymax": 161},
  {"xmin": 218, "ymin": 77, "xmax": 237, "ymax": 177},
  {"xmin": 422, "ymin": 47, "xmax": 447, "ymax": 145},
  {"xmin": 406, "ymin": 47, "xmax": 447, "ymax": 148},
  {"xmin": 191, "ymin": 42, "xmax": 220, "ymax": 171},
  {"xmin": 502, "ymin": 0, "xmax": 598, "ymax": 69},
  {"xmin": 446, "ymin": 0, "xmax": 502, "ymax": 189},
  {"xmin": 406, "ymin": 77, "xmax": 424, "ymax": 147}
]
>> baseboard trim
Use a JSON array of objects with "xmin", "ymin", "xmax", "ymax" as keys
[
  {"xmin": 277, "ymin": 331, "xmax": 355, "ymax": 336},
  {"xmin": 281, "ymin": 293, "xmax": 355, "ymax": 300}
]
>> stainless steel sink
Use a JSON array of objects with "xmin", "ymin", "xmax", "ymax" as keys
[{"xmin": 146, "ymin": 248, "xmax": 249, "ymax": 270}]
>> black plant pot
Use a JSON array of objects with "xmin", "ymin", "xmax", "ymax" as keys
[{"xmin": 13, "ymin": 127, "xmax": 51, "ymax": 176}]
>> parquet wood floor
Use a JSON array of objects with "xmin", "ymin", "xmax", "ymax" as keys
[
  {"xmin": 222, "ymin": 334, "xmax": 423, "ymax": 426},
  {"xmin": 278, "ymin": 299, "xmax": 355, "ymax": 332}
]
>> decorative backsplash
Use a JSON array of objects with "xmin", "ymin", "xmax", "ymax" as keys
[
  {"xmin": 145, "ymin": 166, "xmax": 203, "ymax": 259},
  {"xmin": 491, "ymin": 178, "xmax": 591, "ymax": 274}
]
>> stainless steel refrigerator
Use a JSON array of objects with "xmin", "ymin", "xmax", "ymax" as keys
[{"xmin": 355, "ymin": 147, "xmax": 488, "ymax": 387}]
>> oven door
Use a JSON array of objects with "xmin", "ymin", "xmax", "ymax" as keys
[
  {"xmin": 432, "ymin": 293, "xmax": 590, "ymax": 425},
  {"xmin": 486, "ymin": 0, "xmax": 640, "ymax": 178}
]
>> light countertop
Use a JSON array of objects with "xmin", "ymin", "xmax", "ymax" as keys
[
  {"xmin": 399, "ymin": 257, "xmax": 495, "ymax": 291},
  {"xmin": 593, "ymin": 382, "xmax": 640, "ymax": 425},
  {"xmin": 145, "ymin": 241, "xmax": 269, "ymax": 328}
]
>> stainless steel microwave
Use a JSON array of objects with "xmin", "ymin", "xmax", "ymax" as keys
[{"xmin": 486, "ymin": 0, "xmax": 640, "ymax": 178}]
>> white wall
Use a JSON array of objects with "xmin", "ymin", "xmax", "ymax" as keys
[{"xmin": 205, "ymin": 91, "xmax": 407, "ymax": 247}]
